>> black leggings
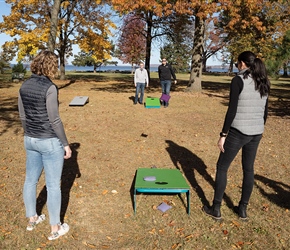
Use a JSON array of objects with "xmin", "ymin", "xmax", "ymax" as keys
[{"xmin": 213, "ymin": 128, "xmax": 262, "ymax": 205}]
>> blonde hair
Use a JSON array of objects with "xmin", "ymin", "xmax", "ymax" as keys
[{"xmin": 30, "ymin": 50, "xmax": 58, "ymax": 79}]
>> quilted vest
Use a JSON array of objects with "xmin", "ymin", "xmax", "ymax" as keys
[
  {"xmin": 231, "ymin": 75, "xmax": 267, "ymax": 135},
  {"xmin": 19, "ymin": 74, "xmax": 57, "ymax": 138}
]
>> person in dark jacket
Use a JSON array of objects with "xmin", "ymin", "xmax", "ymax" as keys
[
  {"xmin": 18, "ymin": 50, "xmax": 71, "ymax": 240},
  {"xmin": 202, "ymin": 51, "xmax": 270, "ymax": 221},
  {"xmin": 158, "ymin": 58, "xmax": 177, "ymax": 107}
]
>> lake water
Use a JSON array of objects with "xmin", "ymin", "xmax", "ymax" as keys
[
  {"xmin": 65, "ymin": 64, "xmax": 237, "ymax": 73},
  {"xmin": 17, "ymin": 63, "xmax": 287, "ymax": 74}
]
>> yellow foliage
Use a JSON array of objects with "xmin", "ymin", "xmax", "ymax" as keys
[{"xmin": 0, "ymin": 0, "xmax": 116, "ymax": 64}]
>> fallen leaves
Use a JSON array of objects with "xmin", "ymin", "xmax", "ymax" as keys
[
  {"xmin": 171, "ymin": 243, "xmax": 182, "ymax": 249},
  {"xmin": 102, "ymin": 190, "xmax": 108, "ymax": 195},
  {"xmin": 82, "ymin": 241, "xmax": 97, "ymax": 248},
  {"xmin": 231, "ymin": 220, "xmax": 241, "ymax": 228},
  {"xmin": 223, "ymin": 229, "xmax": 229, "ymax": 235},
  {"xmin": 262, "ymin": 203, "xmax": 270, "ymax": 212}
]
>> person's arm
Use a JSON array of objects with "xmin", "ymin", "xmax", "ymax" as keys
[
  {"xmin": 169, "ymin": 65, "xmax": 177, "ymax": 80},
  {"xmin": 46, "ymin": 85, "xmax": 69, "ymax": 146},
  {"xmin": 217, "ymin": 76, "xmax": 243, "ymax": 152},
  {"xmin": 221, "ymin": 76, "xmax": 243, "ymax": 134},
  {"xmin": 134, "ymin": 69, "xmax": 137, "ymax": 86},
  {"xmin": 18, "ymin": 92, "xmax": 26, "ymax": 131},
  {"xmin": 264, "ymin": 98, "xmax": 268, "ymax": 124},
  {"xmin": 46, "ymin": 85, "xmax": 72, "ymax": 159},
  {"xmin": 158, "ymin": 66, "xmax": 161, "ymax": 79}
]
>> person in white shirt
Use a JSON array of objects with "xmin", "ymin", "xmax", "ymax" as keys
[{"xmin": 134, "ymin": 62, "xmax": 149, "ymax": 105}]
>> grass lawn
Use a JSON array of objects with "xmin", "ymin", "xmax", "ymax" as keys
[{"xmin": 0, "ymin": 71, "xmax": 290, "ymax": 249}]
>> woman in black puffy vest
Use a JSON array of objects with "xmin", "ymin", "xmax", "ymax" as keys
[{"xmin": 18, "ymin": 50, "xmax": 72, "ymax": 240}]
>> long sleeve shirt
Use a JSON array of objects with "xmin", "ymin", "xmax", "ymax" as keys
[{"xmin": 134, "ymin": 68, "xmax": 149, "ymax": 85}]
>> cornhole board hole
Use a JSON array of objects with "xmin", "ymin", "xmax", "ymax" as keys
[
  {"xmin": 145, "ymin": 97, "xmax": 160, "ymax": 108},
  {"xmin": 69, "ymin": 96, "xmax": 89, "ymax": 106},
  {"xmin": 134, "ymin": 168, "xmax": 190, "ymax": 214}
]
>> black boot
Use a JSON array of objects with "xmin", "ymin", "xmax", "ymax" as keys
[
  {"xmin": 202, "ymin": 204, "xmax": 222, "ymax": 220},
  {"xmin": 238, "ymin": 202, "xmax": 248, "ymax": 220}
]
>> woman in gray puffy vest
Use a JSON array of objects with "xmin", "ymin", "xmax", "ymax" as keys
[
  {"xmin": 203, "ymin": 51, "xmax": 270, "ymax": 221},
  {"xmin": 18, "ymin": 51, "xmax": 72, "ymax": 240}
]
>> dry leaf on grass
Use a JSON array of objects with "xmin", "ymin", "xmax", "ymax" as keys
[
  {"xmin": 262, "ymin": 203, "xmax": 270, "ymax": 211},
  {"xmin": 171, "ymin": 243, "xmax": 182, "ymax": 249},
  {"xmin": 231, "ymin": 220, "xmax": 241, "ymax": 228}
]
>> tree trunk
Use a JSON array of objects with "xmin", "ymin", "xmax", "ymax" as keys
[
  {"xmin": 283, "ymin": 62, "xmax": 288, "ymax": 77},
  {"xmin": 47, "ymin": 0, "xmax": 61, "ymax": 52},
  {"xmin": 186, "ymin": 16, "xmax": 205, "ymax": 92},
  {"xmin": 202, "ymin": 55, "xmax": 207, "ymax": 72},
  {"xmin": 144, "ymin": 11, "xmax": 153, "ymax": 78},
  {"xmin": 228, "ymin": 57, "xmax": 234, "ymax": 75},
  {"xmin": 131, "ymin": 63, "xmax": 134, "ymax": 74},
  {"xmin": 59, "ymin": 44, "xmax": 66, "ymax": 80}
]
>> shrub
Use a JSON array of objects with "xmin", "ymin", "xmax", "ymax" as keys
[{"xmin": 11, "ymin": 61, "xmax": 27, "ymax": 80}]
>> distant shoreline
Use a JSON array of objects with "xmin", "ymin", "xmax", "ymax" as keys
[{"xmin": 10, "ymin": 63, "xmax": 239, "ymax": 73}]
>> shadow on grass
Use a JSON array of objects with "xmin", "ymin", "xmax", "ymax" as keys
[
  {"xmin": 56, "ymin": 73, "xmax": 290, "ymax": 118},
  {"xmin": 0, "ymin": 96, "xmax": 22, "ymax": 136},
  {"xmin": 268, "ymin": 88, "xmax": 290, "ymax": 117},
  {"xmin": 202, "ymin": 78, "xmax": 290, "ymax": 117},
  {"xmin": 36, "ymin": 142, "xmax": 81, "ymax": 223},
  {"xmin": 165, "ymin": 140, "xmax": 235, "ymax": 210},
  {"xmin": 254, "ymin": 174, "xmax": 290, "ymax": 209},
  {"xmin": 1, "ymin": 74, "xmax": 289, "ymax": 138},
  {"xmin": 129, "ymin": 171, "xmax": 137, "ymax": 213}
]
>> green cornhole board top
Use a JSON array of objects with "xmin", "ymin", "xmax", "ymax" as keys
[
  {"xmin": 145, "ymin": 97, "xmax": 160, "ymax": 108},
  {"xmin": 135, "ymin": 168, "xmax": 189, "ymax": 189}
]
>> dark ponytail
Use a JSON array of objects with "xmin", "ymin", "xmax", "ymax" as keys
[
  {"xmin": 251, "ymin": 58, "xmax": 270, "ymax": 97},
  {"xmin": 238, "ymin": 51, "xmax": 270, "ymax": 97}
]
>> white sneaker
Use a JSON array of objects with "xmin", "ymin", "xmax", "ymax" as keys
[
  {"xmin": 48, "ymin": 223, "xmax": 70, "ymax": 240},
  {"xmin": 26, "ymin": 214, "xmax": 46, "ymax": 231}
]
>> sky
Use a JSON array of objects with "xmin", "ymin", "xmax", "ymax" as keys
[{"xmin": 0, "ymin": 1, "xmax": 219, "ymax": 66}]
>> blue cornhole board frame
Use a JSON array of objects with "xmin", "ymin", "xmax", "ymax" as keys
[
  {"xmin": 69, "ymin": 96, "xmax": 89, "ymax": 106},
  {"xmin": 145, "ymin": 97, "xmax": 160, "ymax": 108}
]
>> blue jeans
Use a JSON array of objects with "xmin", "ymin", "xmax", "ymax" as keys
[
  {"xmin": 135, "ymin": 82, "xmax": 145, "ymax": 103},
  {"xmin": 213, "ymin": 128, "xmax": 262, "ymax": 205},
  {"xmin": 23, "ymin": 136, "xmax": 64, "ymax": 225},
  {"xmin": 160, "ymin": 80, "xmax": 171, "ymax": 106},
  {"xmin": 160, "ymin": 80, "xmax": 171, "ymax": 95}
]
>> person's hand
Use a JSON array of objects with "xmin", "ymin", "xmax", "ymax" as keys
[
  {"xmin": 146, "ymin": 84, "xmax": 149, "ymax": 88},
  {"xmin": 174, "ymin": 80, "xmax": 177, "ymax": 84},
  {"xmin": 217, "ymin": 137, "xmax": 226, "ymax": 153},
  {"xmin": 64, "ymin": 145, "xmax": 72, "ymax": 159}
]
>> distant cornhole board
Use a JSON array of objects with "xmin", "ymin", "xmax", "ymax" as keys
[
  {"xmin": 145, "ymin": 97, "xmax": 160, "ymax": 108},
  {"xmin": 69, "ymin": 96, "xmax": 89, "ymax": 106}
]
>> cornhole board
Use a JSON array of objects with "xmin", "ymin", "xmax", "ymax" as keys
[
  {"xmin": 145, "ymin": 97, "xmax": 160, "ymax": 108},
  {"xmin": 134, "ymin": 168, "xmax": 190, "ymax": 214},
  {"xmin": 69, "ymin": 96, "xmax": 89, "ymax": 106}
]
